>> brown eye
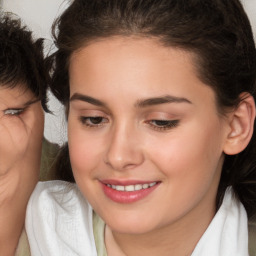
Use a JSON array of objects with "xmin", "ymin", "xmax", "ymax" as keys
[
  {"xmin": 153, "ymin": 120, "xmax": 172, "ymax": 126},
  {"xmin": 79, "ymin": 116, "xmax": 108, "ymax": 127},
  {"xmin": 148, "ymin": 119, "xmax": 179, "ymax": 131},
  {"xmin": 88, "ymin": 117, "xmax": 103, "ymax": 124}
]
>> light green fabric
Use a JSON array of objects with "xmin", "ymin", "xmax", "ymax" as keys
[
  {"xmin": 93, "ymin": 211, "xmax": 108, "ymax": 256},
  {"xmin": 15, "ymin": 229, "xmax": 30, "ymax": 256},
  {"xmin": 249, "ymin": 215, "xmax": 256, "ymax": 256},
  {"xmin": 39, "ymin": 137, "xmax": 59, "ymax": 181}
]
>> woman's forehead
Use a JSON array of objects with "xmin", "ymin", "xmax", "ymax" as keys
[{"xmin": 68, "ymin": 37, "xmax": 218, "ymax": 113}]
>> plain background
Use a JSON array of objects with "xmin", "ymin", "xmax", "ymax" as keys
[{"xmin": 1, "ymin": 0, "xmax": 256, "ymax": 144}]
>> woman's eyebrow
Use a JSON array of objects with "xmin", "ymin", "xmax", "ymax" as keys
[
  {"xmin": 135, "ymin": 95, "xmax": 192, "ymax": 107},
  {"xmin": 69, "ymin": 93, "xmax": 192, "ymax": 108},
  {"xmin": 70, "ymin": 93, "xmax": 107, "ymax": 107}
]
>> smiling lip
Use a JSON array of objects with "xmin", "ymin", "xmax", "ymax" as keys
[{"xmin": 100, "ymin": 180, "xmax": 160, "ymax": 203}]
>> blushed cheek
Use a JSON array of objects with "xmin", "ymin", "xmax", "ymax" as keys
[
  {"xmin": 148, "ymin": 136, "xmax": 189, "ymax": 171},
  {"xmin": 69, "ymin": 139, "xmax": 86, "ymax": 175},
  {"xmin": 68, "ymin": 131, "xmax": 98, "ymax": 179},
  {"xmin": 149, "ymin": 126, "xmax": 223, "ymax": 181}
]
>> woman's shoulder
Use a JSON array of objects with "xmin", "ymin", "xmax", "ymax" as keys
[{"xmin": 26, "ymin": 181, "xmax": 97, "ymax": 256}]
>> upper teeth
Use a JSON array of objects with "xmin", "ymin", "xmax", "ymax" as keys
[{"xmin": 107, "ymin": 182, "xmax": 157, "ymax": 192}]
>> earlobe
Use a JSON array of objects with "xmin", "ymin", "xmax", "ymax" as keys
[{"xmin": 223, "ymin": 93, "xmax": 255, "ymax": 155}]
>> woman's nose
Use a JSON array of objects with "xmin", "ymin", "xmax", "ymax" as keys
[{"xmin": 104, "ymin": 124, "xmax": 144, "ymax": 171}]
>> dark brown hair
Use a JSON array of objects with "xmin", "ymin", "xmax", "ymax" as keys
[
  {"xmin": 0, "ymin": 13, "xmax": 50, "ymax": 111},
  {"xmin": 49, "ymin": 0, "xmax": 256, "ymax": 217}
]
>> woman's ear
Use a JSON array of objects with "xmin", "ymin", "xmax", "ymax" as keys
[{"xmin": 223, "ymin": 93, "xmax": 255, "ymax": 155}]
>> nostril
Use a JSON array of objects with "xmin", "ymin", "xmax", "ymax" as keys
[
  {"xmin": 104, "ymin": 148, "xmax": 144, "ymax": 171},
  {"xmin": 104, "ymin": 128, "xmax": 144, "ymax": 171}
]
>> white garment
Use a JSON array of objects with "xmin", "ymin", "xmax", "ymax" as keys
[
  {"xmin": 26, "ymin": 181, "xmax": 249, "ymax": 256},
  {"xmin": 26, "ymin": 181, "xmax": 97, "ymax": 256},
  {"xmin": 192, "ymin": 187, "xmax": 249, "ymax": 256}
]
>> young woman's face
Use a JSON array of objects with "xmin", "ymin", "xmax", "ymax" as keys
[{"xmin": 68, "ymin": 38, "xmax": 230, "ymax": 234}]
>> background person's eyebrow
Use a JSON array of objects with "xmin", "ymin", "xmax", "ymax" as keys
[
  {"xmin": 24, "ymin": 99, "xmax": 40, "ymax": 107},
  {"xmin": 135, "ymin": 95, "xmax": 192, "ymax": 107},
  {"xmin": 70, "ymin": 93, "xmax": 106, "ymax": 107}
]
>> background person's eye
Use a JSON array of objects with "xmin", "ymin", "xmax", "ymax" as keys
[{"xmin": 3, "ymin": 108, "xmax": 24, "ymax": 116}]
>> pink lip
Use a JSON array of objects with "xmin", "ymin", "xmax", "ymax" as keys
[{"xmin": 100, "ymin": 180, "xmax": 160, "ymax": 204}]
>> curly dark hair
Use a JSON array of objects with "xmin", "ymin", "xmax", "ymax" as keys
[
  {"xmin": 0, "ymin": 13, "xmax": 49, "ymax": 112},
  {"xmin": 49, "ymin": 0, "xmax": 256, "ymax": 217}
]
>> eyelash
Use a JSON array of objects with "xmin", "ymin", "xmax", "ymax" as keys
[
  {"xmin": 3, "ymin": 108, "xmax": 24, "ymax": 116},
  {"xmin": 79, "ymin": 116, "xmax": 179, "ymax": 131},
  {"xmin": 79, "ymin": 116, "xmax": 109, "ymax": 127},
  {"xmin": 147, "ymin": 119, "xmax": 180, "ymax": 131}
]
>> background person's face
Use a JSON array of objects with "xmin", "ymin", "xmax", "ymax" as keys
[
  {"xmin": 0, "ymin": 85, "xmax": 44, "ymax": 200},
  {"xmin": 68, "ymin": 37, "xmax": 230, "ymax": 235}
]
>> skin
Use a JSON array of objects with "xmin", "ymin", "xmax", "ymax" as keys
[
  {"xmin": 68, "ymin": 37, "xmax": 237, "ymax": 255},
  {"xmin": 0, "ymin": 85, "xmax": 44, "ymax": 255}
]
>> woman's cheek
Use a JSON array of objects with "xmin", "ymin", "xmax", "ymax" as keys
[{"xmin": 68, "ymin": 128, "xmax": 98, "ymax": 177}]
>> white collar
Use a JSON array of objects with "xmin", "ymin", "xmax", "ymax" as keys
[{"xmin": 192, "ymin": 187, "xmax": 249, "ymax": 256}]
